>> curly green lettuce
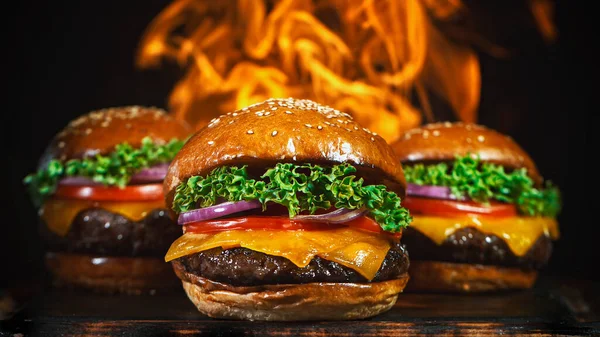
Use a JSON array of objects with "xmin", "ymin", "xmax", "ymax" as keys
[
  {"xmin": 173, "ymin": 163, "xmax": 412, "ymax": 233},
  {"xmin": 24, "ymin": 137, "xmax": 185, "ymax": 205},
  {"xmin": 403, "ymin": 154, "xmax": 561, "ymax": 217}
]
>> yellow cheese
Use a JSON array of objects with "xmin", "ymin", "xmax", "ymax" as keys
[
  {"xmin": 410, "ymin": 215, "xmax": 559, "ymax": 256},
  {"xmin": 41, "ymin": 198, "xmax": 168, "ymax": 236},
  {"xmin": 165, "ymin": 228, "xmax": 393, "ymax": 280}
]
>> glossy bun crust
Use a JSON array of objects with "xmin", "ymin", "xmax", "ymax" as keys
[
  {"xmin": 164, "ymin": 98, "xmax": 406, "ymax": 205},
  {"xmin": 405, "ymin": 261, "xmax": 537, "ymax": 293},
  {"xmin": 45, "ymin": 253, "xmax": 181, "ymax": 294},
  {"xmin": 174, "ymin": 265, "xmax": 410, "ymax": 321},
  {"xmin": 392, "ymin": 122, "xmax": 541, "ymax": 183},
  {"xmin": 41, "ymin": 106, "xmax": 192, "ymax": 165}
]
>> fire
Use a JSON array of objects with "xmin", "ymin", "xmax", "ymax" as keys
[{"xmin": 137, "ymin": 0, "xmax": 484, "ymax": 142}]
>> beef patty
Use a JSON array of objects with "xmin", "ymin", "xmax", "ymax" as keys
[
  {"xmin": 171, "ymin": 242, "xmax": 409, "ymax": 286},
  {"xmin": 41, "ymin": 208, "xmax": 181, "ymax": 257},
  {"xmin": 401, "ymin": 227, "xmax": 552, "ymax": 270}
]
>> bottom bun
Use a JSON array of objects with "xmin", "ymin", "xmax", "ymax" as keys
[
  {"xmin": 405, "ymin": 260, "xmax": 538, "ymax": 293},
  {"xmin": 175, "ymin": 266, "xmax": 409, "ymax": 321},
  {"xmin": 45, "ymin": 252, "xmax": 180, "ymax": 295}
]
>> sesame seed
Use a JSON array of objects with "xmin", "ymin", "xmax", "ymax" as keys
[
  {"xmin": 371, "ymin": 137, "xmax": 375, "ymax": 142},
  {"xmin": 285, "ymin": 110, "xmax": 293, "ymax": 114},
  {"xmin": 305, "ymin": 124, "xmax": 312, "ymax": 128},
  {"xmin": 265, "ymin": 111, "xmax": 271, "ymax": 116},
  {"xmin": 208, "ymin": 141, "xmax": 214, "ymax": 145},
  {"xmin": 247, "ymin": 130, "xmax": 254, "ymax": 135},
  {"xmin": 466, "ymin": 137, "xmax": 472, "ymax": 144},
  {"xmin": 317, "ymin": 125, "xmax": 323, "ymax": 130},
  {"xmin": 477, "ymin": 135, "xmax": 485, "ymax": 142},
  {"xmin": 272, "ymin": 130, "xmax": 278, "ymax": 136},
  {"xmin": 256, "ymin": 112, "xmax": 264, "ymax": 117},
  {"xmin": 229, "ymin": 120, "xmax": 235, "ymax": 124},
  {"xmin": 85, "ymin": 128, "xmax": 92, "ymax": 135},
  {"xmin": 433, "ymin": 130, "xmax": 440, "ymax": 137},
  {"xmin": 242, "ymin": 107, "xmax": 249, "ymax": 111},
  {"xmin": 58, "ymin": 141, "xmax": 65, "ymax": 148}
]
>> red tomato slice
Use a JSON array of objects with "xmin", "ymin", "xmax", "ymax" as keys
[
  {"xmin": 402, "ymin": 196, "xmax": 517, "ymax": 217},
  {"xmin": 184, "ymin": 215, "xmax": 397, "ymax": 236},
  {"xmin": 54, "ymin": 184, "xmax": 164, "ymax": 201}
]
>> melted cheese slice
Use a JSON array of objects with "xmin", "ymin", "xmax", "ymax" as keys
[
  {"xmin": 165, "ymin": 228, "xmax": 393, "ymax": 280},
  {"xmin": 41, "ymin": 198, "xmax": 167, "ymax": 236},
  {"xmin": 410, "ymin": 215, "xmax": 559, "ymax": 256}
]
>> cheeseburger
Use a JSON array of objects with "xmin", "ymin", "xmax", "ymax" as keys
[
  {"xmin": 24, "ymin": 106, "xmax": 192, "ymax": 294},
  {"xmin": 163, "ymin": 98, "xmax": 412, "ymax": 321},
  {"xmin": 392, "ymin": 122, "xmax": 561, "ymax": 292}
]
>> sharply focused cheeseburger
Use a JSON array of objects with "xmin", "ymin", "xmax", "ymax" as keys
[
  {"xmin": 24, "ymin": 106, "xmax": 192, "ymax": 294},
  {"xmin": 392, "ymin": 122, "xmax": 561, "ymax": 292},
  {"xmin": 163, "ymin": 98, "xmax": 412, "ymax": 321}
]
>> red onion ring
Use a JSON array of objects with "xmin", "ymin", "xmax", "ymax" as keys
[
  {"xmin": 58, "ymin": 163, "xmax": 170, "ymax": 186},
  {"xmin": 129, "ymin": 163, "xmax": 169, "ymax": 183},
  {"xmin": 293, "ymin": 207, "xmax": 368, "ymax": 224},
  {"xmin": 178, "ymin": 200, "xmax": 263, "ymax": 225},
  {"xmin": 58, "ymin": 176, "xmax": 103, "ymax": 186},
  {"xmin": 406, "ymin": 183, "xmax": 465, "ymax": 201}
]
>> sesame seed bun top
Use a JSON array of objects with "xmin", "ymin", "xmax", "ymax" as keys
[
  {"xmin": 163, "ymin": 98, "xmax": 406, "ymax": 206},
  {"xmin": 40, "ymin": 106, "xmax": 192, "ymax": 167},
  {"xmin": 391, "ymin": 122, "xmax": 542, "ymax": 183}
]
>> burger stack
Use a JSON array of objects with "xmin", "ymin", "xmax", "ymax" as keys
[{"xmin": 25, "ymin": 99, "xmax": 560, "ymax": 320}]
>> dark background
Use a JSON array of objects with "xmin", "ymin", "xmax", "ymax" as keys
[{"xmin": 2, "ymin": 1, "xmax": 597, "ymax": 293}]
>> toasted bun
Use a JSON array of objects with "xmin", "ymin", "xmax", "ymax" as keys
[
  {"xmin": 45, "ymin": 252, "xmax": 180, "ymax": 295},
  {"xmin": 164, "ymin": 98, "xmax": 406, "ymax": 206},
  {"xmin": 41, "ymin": 106, "xmax": 192, "ymax": 165},
  {"xmin": 404, "ymin": 260, "xmax": 538, "ymax": 293},
  {"xmin": 174, "ymin": 265, "xmax": 409, "ymax": 321},
  {"xmin": 392, "ymin": 122, "xmax": 541, "ymax": 183}
]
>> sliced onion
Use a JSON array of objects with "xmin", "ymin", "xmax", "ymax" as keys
[
  {"xmin": 293, "ymin": 207, "xmax": 368, "ymax": 224},
  {"xmin": 178, "ymin": 200, "xmax": 262, "ymax": 225},
  {"xmin": 58, "ymin": 176, "xmax": 103, "ymax": 186},
  {"xmin": 406, "ymin": 183, "xmax": 465, "ymax": 201},
  {"xmin": 129, "ymin": 163, "xmax": 169, "ymax": 183},
  {"xmin": 58, "ymin": 163, "xmax": 170, "ymax": 186}
]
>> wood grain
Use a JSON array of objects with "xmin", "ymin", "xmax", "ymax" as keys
[{"xmin": 1, "ymin": 275, "xmax": 599, "ymax": 336}]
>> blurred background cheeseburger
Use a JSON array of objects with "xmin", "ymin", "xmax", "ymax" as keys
[
  {"xmin": 24, "ymin": 106, "xmax": 192, "ymax": 294},
  {"xmin": 392, "ymin": 122, "xmax": 561, "ymax": 292},
  {"xmin": 163, "ymin": 98, "xmax": 412, "ymax": 321}
]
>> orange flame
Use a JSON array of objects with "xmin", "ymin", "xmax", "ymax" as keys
[{"xmin": 137, "ymin": 0, "xmax": 482, "ymax": 143}]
